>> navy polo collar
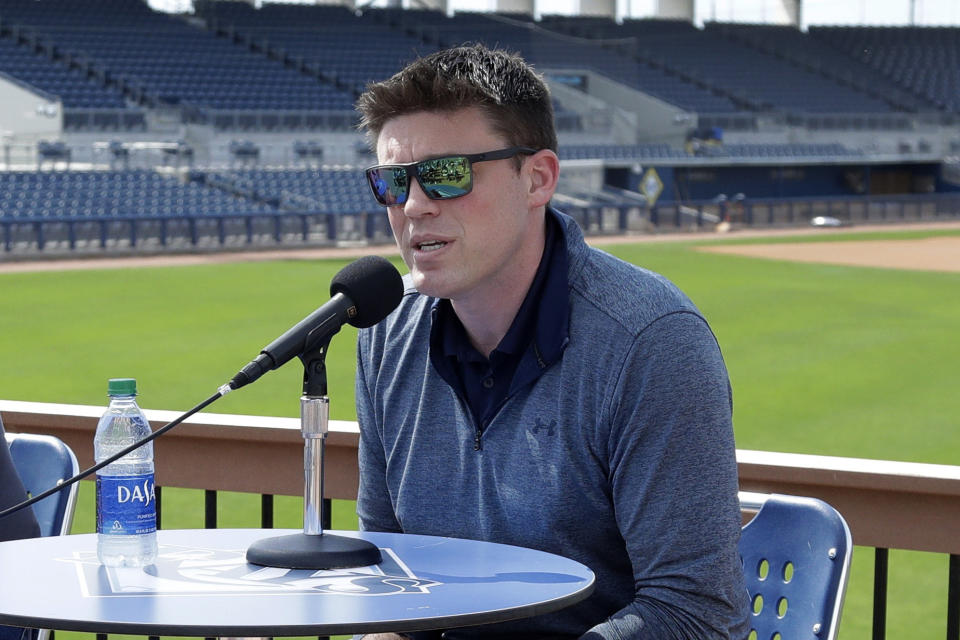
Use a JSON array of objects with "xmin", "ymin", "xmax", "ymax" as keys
[{"xmin": 429, "ymin": 207, "xmax": 570, "ymax": 413}]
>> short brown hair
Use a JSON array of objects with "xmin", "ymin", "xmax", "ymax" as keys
[{"xmin": 356, "ymin": 43, "xmax": 557, "ymax": 154}]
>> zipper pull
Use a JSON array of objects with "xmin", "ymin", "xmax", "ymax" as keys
[{"xmin": 474, "ymin": 420, "xmax": 486, "ymax": 451}]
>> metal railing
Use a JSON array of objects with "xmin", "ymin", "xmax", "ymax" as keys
[
  {"xmin": 3, "ymin": 191, "xmax": 957, "ymax": 256},
  {"xmin": 697, "ymin": 110, "xmax": 960, "ymax": 133},
  {"xmin": 1, "ymin": 398, "xmax": 959, "ymax": 640},
  {"xmin": 647, "ymin": 192, "xmax": 960, "ymax": 230}
]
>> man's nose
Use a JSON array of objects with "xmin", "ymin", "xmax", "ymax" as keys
[{"xmin": 401, "ymin": 178, "xmax": 440, "ymax": 217}]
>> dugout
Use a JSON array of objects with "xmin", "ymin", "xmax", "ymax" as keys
[{"xmin": 607, "ymin": 161, "xmax": 956, "ymax": 203}]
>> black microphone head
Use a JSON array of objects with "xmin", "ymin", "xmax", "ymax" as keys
[{"xmin": 330, "ymin": 255, "xmax": 404, "ymax": 328}]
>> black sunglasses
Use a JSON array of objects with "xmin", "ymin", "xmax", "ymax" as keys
[{"xmin": 365, "ymin": 146, "xmax": 538, "ymax": 206}]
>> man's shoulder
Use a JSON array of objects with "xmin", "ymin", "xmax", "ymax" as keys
[
  {"xmin": 570, "ymin": 245, "xmax": 701, "ymax": 336},
  {"xmin": 554, "ymin": 209, "xmax": 701, "ymax": 333}
]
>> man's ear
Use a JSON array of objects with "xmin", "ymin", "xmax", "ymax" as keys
[{"xmin": 525, "ymin": 150, "xmax": 560, "ymax": 209}]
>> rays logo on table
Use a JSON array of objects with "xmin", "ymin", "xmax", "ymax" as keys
[{"xmin": 66, "ymin": 543, "xmax": 440, "ymax": 597}]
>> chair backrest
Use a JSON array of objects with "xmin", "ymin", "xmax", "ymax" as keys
[
  {"xmin": 4, "ymin": 433, "xmax": 79, "ymax": 538},
  {"xmin": 739, "ymin": 492, "xmax": 852, "ymax": 640}
]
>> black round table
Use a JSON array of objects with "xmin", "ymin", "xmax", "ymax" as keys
[{"xmin": 0, "ymin": 529, "xmax": 595, "ymax": 636}]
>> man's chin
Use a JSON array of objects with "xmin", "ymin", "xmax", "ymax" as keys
[{"xmin": 410, "ymin": 272, "xmax": 451, "ymax": 299}]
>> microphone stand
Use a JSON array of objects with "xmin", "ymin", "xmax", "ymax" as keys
[{"xmin": 245, "ymin": 336, "xmax": 382, "ymax": 569}]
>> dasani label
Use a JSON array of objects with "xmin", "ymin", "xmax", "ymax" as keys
[{"xmin": 96, "ymin": 473, "xmax": 157, "ymax": 535}]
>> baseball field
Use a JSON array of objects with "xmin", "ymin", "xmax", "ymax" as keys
[{"xmin": 1, "ymin": 221, "xmax": 958, "ymax": 639}]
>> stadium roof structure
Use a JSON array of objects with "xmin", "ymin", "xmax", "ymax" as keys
[{"xmin": 150, "ymin": 0, "xmax": 960, "ymax": 29}]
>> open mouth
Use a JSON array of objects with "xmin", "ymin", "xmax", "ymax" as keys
[{"xmin": 416, "ymin": 240, "xmax": 448, "ymax": 252}]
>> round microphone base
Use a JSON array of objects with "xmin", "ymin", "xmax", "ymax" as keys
[{"xmin": 246, "ymin": 532, "xmax": 382, "ymax": 570}]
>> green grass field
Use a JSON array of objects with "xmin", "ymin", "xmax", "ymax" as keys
[{"xmin": 2, "ymin": 227, "xmax": 959, "ymax": 639}]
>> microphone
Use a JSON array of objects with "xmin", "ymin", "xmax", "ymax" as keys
[{"xmin": 229, "ymin": 255, "xmax": 403, "ymax": 391}]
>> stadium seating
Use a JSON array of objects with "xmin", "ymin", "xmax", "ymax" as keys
[
  {"xmin": 379, "ymin": 10, "xmax": 741, "ymax": 113},
  {"xmin": 712, "ymin": 23, "xmax": 933, "ymax": 112},
  {"xmin": 0, "ymin": 31, "xmax": 127, "ymax": 108},
  {"xmin": 197, "ymin": 2, "xmax": 433, "ymax": 98},
  {"xmin": 5, "ymin": 0, "xmax": 954, "ymax": 123},
  {"xmin": 0, "ymin": 170, "xmax": 276, "ymax": 220},
  {"xmin": 558, "ymin": 142, "xmax": 861, "ymax": 161},
  {"xmin": 1, "ymin": 1, "xmax": 957, "ymax": 255},
  {"xmin": 617, "ymin": 21, "xmax": 892, "ymax": 113},
  {"xmin": 0, "ymin": 0, "xmax": 354, "ymax": 111},
  {"xmin": 810, "ymin": 26, "xmax": 960, "ymax": 112},
  {"xmin": 196, "ymin": 168, "xmax": 375, "ymax": 215}
]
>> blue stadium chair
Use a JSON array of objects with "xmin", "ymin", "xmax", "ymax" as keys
[
  {"xmin": 3, "ymin": 432, "xmax": 79, "ymax": 640},
  {"xmin": 5, "ymin": 432, "xmax": 79, "ymax": 539},
  {"xmin": 739, "ymin": 492, "xmax": 852, "ymax": 640}
]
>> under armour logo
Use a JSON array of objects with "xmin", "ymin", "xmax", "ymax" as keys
[{"xmin": 531, "ymin": 417, "xmax": 557, "ymax": 436}]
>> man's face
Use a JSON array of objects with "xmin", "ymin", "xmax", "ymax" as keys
[{"xmin": 376, "ymin": 108, "xmax": 544, "ymax": 305}]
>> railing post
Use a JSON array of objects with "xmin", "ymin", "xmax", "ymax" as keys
[
  {"xmin": 874, "ymin": 547, "xmax": 889, "ymax": 640},
  {"xmin": 155, "ymin": 485, "xmax": 162, "ymax": 530},
  {"xmin": 948, "ymin": 554, "xmax": 959, "ymax": 640},
  {"xmin": 204, "ymin": 489, "xmax": 217, "ymax": 529},
  {"xmin": 261, "ymin": 494, "xmax": 274, "ymax": 529}
]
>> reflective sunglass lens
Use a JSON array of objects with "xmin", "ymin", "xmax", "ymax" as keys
[
  {"xmin": 418, "ymin": 157, "xmax": 472, "ymax": 200},
  {"xmin": 367, "ymin": 167, "xmax": 408, "ymax": 205}
]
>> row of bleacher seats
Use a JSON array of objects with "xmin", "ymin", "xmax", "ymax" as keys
[
  {"xmin": 1, "ymin": 0, "xmax": 959, "ymax": 126},
  {"xmin": 560, "ymin": 144, "xmax": 689, "ymax": 161},
  {"xmin": 0, "ymin": 33, "xmax": 128, "ymax": 108},
  {"xmin": 558, "ymin": 142, "xmax": 861, "ymax": 160},
  {"xmin": 694, "ymin": 142, "xmax": 864, "ymax": 158},
  {"xmin": 0, "ymin": 170, "xmax": 278, "ymax": 219},
  {"xmin": 194, "ymin": 167, "xmax": 373, "ymax": 215},
  {"xmin": 198, "ymin": 1, "xmax": 436, "ymax": 97},
  {"xmin": 0, "ymin": 135, "xmax": 864, "ymax": 222}
]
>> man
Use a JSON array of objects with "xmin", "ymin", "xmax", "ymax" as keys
[{"xmin": 353, "ymin": 44, "xmax": 750, "ymax": 639}]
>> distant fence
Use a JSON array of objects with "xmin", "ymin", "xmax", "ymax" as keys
[
  {"xmin": 1, "ymin": 210, "xmax": 393, "ymax": 255},
  {"xmin": 563, "ymin": 191, "xmax": 960, "ymax": 236},
  {"xmin": 698, "ymin": 110, "xmax": 960, "ymax": 133},
  {"xmin": 2, "ymin": 192, "xmax": 959, "ymax": 255},
  {"xmin": 646, "ymin": 192, "xmax": 960, "ymax": 230}
]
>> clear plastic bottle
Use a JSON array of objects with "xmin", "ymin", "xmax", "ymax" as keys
[{"xmin": 94, "ymin": 378, "xmax": 158, "ymax": 567}]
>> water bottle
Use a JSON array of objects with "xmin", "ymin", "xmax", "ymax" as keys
[{"xmin": 94, "ymin": 378, "xmax": 158, "ymax": 567}]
